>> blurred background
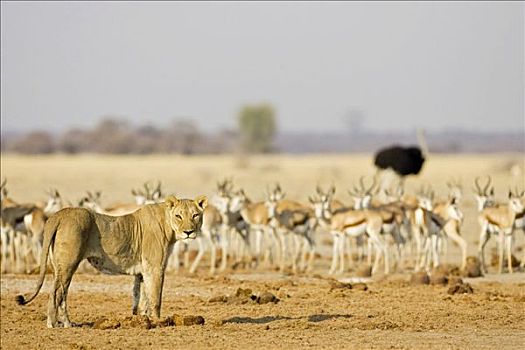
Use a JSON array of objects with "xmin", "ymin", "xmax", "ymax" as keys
[{"xmin": 1, "ymin": 1, "xmax": 523, "ymax": 155}]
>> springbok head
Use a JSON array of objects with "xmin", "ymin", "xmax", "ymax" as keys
[
  {"xmin": 508, "ymin": 187, "xmax": 525, "ymax": 214},
  {"xmin": 44, "ymin": 188, "xmax": 63, "ymax": 215},
  {"xmin": 416, "ymin": 184, "xmax": 435, "ymax": 211},
  {"xmin": 348, "ymin": 176, "xmax": 377, "ymax": 209},
  {"xmin": 473, "ymin": 176, "xmax": 495, "ymax": 211}
]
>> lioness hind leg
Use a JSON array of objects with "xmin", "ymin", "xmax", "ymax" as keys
[
  {"xmin": 47, "ymin": 231, "xmax": 85, "ymax": 328},
  {"xmin": 47, "ymin": 260, "xmax": 80, "ymax": 328}
]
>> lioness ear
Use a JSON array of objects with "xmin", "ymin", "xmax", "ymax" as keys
[
  {"xmin": 194, "ymin": 195, "xmax": 208, "ymax": 211},
  {"xmin": 165, "ymin": 195, "xmax": 179, "ymax": 208}
]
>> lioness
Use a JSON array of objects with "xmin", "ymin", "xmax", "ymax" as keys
[{"xmin": 16, "ymin": 194, "xmax": 207, "ymax": 328}]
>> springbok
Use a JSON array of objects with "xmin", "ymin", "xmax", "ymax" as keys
[
  {"xmin": 310, "ymin": 184, "xmax": 390, "ymax": 275},
  {"xmin": 265, "ymin": 184, "xmax": 316, "ymax": 273},
  {"xmin": 478, "ymin": 189, "xmax": 524, "ymax": 274},
  {"xmin": 1, "ymin": 183, "xmax": 65, "ymax": 273},
  {"xmin": 428, "ymin": 180, "xmax": 468, "ymax": 269},
  {"xmin": 232, "ymin": 189, "xmax": 278, "ymax": 268},
  {"xmin": 415, "ymin": 196, "xmax": 464, "ymax": 271},
  {"xmin": 1, "ymin": 180, "xmax": 35, "ymax": 273},
  {"xmin": 78, "ymin": 191, "xmax": 141, "ymax": 216},
  {"xmin": 131, "ymin": 181, "xmax": 163, "ymax": 205},
  {"xmin": 473, "ymin": 176, "xmax": 497, "ymax": 211},
  {"xmin": 347, "ymin": 177, "xmax": 407, "ymax": 270}
]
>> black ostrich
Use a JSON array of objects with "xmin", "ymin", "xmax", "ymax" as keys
[
  {"xmin": 374, "ymin": 145, "xmax": 425, "ymax": 177},
  {"xmin": 373, "ymin": 130, "xmax": 428, "ymax": 189}
]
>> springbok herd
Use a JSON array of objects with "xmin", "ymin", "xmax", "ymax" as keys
[{"xmin": 1, "ymin": 176, "xmax": 524, "ymax": 277}]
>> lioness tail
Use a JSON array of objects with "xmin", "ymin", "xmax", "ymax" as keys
[{"xmin": 16, "ymin": 215, "xmax": 59, "ymax": 305}]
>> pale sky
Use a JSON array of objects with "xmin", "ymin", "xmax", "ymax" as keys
[{"xmin": 1, "ymin": 1, "xmax": 523, "ymax": 134}]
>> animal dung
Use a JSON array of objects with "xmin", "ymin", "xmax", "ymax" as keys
[
  {"xmin": 93, "ymin": 317, "xmax": 121, "ymax": 330},
  {"xmin": 208, "ymin": 288, "xmax": 279, "ymax": 305},
  {"xmin": 461, "ymin": 257, "xmax": 483, "ymax": 278},
  {"xmin": 172, "ymin": 314, "xmax": 205, "ymax": 326},
  {"xmin": 256, "ymin": 291, "xmax": 280, "ymax": 304},
  {"xmin": 329, "ymin": 280, "xmax": 368, "ymax": 291},
  {"xmin": 429, "ymin": 273, "xmax": 448, "ymax": 286},
  {"xmin": 329, "ymin": 280, "xmax": 352, "ymax": 291},
  {"xmin": 208, "ymin": 295, "xmax": 228, "ymax": 303},
  {"xmin": 356, "ymin": 265, "xmax": 373, "ymax": 278},
  {"xmin": 120, "ymin": 315, "xmax": 153, "ymax": 329},
  {"xmin": 410, "ymin": 272, "xmax": 430, "ymax": 285},
  {"xmin": 490, "ymin": 253, "xmax": 521, "ymax": 268},
  {"xmin": 447, "ymin": 283, "xmax": 474, "ymax": 295},
  {"xmin": 351, "ymin": 282, "xmax": 369, "ymax": 291},
  {"xmin": 235, "ymin": 287, "xmax": 253, "ymax": 299},
  {"xmin": 447, "ymin": 277, "xmax": 464, "ymax": 286}
]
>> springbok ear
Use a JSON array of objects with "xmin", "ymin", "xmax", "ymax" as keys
[
  {"xmin": 194, "ymin": 195, "xmax": 208, "ymax": 211},
  {"xmin": 508, "ymin": 190, "xmax": 512, "ymax": 199},
  {"xmin": 165, "ymin": 195, "xmax": 179, "ymax": 208},
  {"xmin": 308, "ymin": 196, "xmax": 314, "ymax": 204},
  {"xmin": 131, "ymin": 189, "xmax": 137, "ymax": 196}
]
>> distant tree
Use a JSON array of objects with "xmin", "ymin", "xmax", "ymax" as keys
[
  {"xmin": 58, "ymin": 129, "xmax": 91, "ymax": 154},
  {"xmin": 89, "ymin": 117, "xmax": 134, "ymax": 154},
  {"xmin": 134, "ymin": 124, "xmax": 162, "ymax": 154},
  {"xmin": 238, "ymin": 103, "xmax": 277, "ymax": 153},
  {"xmin": 9, "ymin": 131, "xmax": 55, "ymax": 154},
  {"xmin": 172, "ymin": 119, "xmax": 200, "ymax": 155}
]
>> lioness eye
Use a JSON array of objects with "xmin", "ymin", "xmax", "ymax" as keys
[
  {"xmin": 175, "ymin": 214, "xmax": 182, "ymax": 220},
  {"xmin": 193, "ymin": 213, "xmax": 199, "ymax": 219}
]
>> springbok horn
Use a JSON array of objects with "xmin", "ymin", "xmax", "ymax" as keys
[{"xmin": 483, "ymin": 176, "xmax": 492, "ymax": 195}]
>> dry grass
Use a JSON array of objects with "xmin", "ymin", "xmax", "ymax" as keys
[{"xmin": 1, "ymin": 153, "xmax": 524, "ymax": 261}]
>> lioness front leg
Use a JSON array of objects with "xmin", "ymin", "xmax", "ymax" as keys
[
  {"xmin": 142, "ymin": 269, "xmax": 165, "ymax": 319},
  {"xmin": 132, "ymin": 274, "xmax": 143, "ymax": 315}
]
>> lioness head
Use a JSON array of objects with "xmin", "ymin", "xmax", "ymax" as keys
[{"xmin": 165, "ymin": 195, "xmax": 208, "ymax": 240}]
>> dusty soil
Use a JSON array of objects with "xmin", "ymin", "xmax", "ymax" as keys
[
  {"xmin": 1, "ymin": 269, "xmax": 524, "ymax": 350},
  {"xmin": 1, "ymin": 154, "xmax": 524, "ymax": 348}
]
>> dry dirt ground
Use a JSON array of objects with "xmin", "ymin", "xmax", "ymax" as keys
[
  {"xmin": 1, "ymin": 269, "xmax": 524, "ymax": 350},
  {"xmin": 1, "ymin": 154, "xmax": 524, "ymax": 349}
]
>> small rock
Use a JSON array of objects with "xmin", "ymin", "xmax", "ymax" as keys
[
  {"xmin": 257, "ymin": 291, "xmax": 279, "ymax": 304},
  {"xmin": 410, "ymin": 272, "xmax": 430, "ymax": 285},
  {"xmin": 447, "ymin": 283, "xmax": 474, "ymax": 295},
  {"xmin": 93, "ymin": 317, "xmax": 120, "ymax": 330},
  {"xmin": 172, "ymin": 314, "xmax": 205, "ymax": 326}
]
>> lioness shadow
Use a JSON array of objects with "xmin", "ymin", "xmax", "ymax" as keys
[
  {"xmin": 222, "ymin": 314, "xmax": 353, "ymax": 324},
  {"xmin": 307, "ymin": 314, "xmax": 352, "ymax": 322},
  {"xmin": 223, "ymin": 316, "xmax": 294, "ymax": 324}
]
